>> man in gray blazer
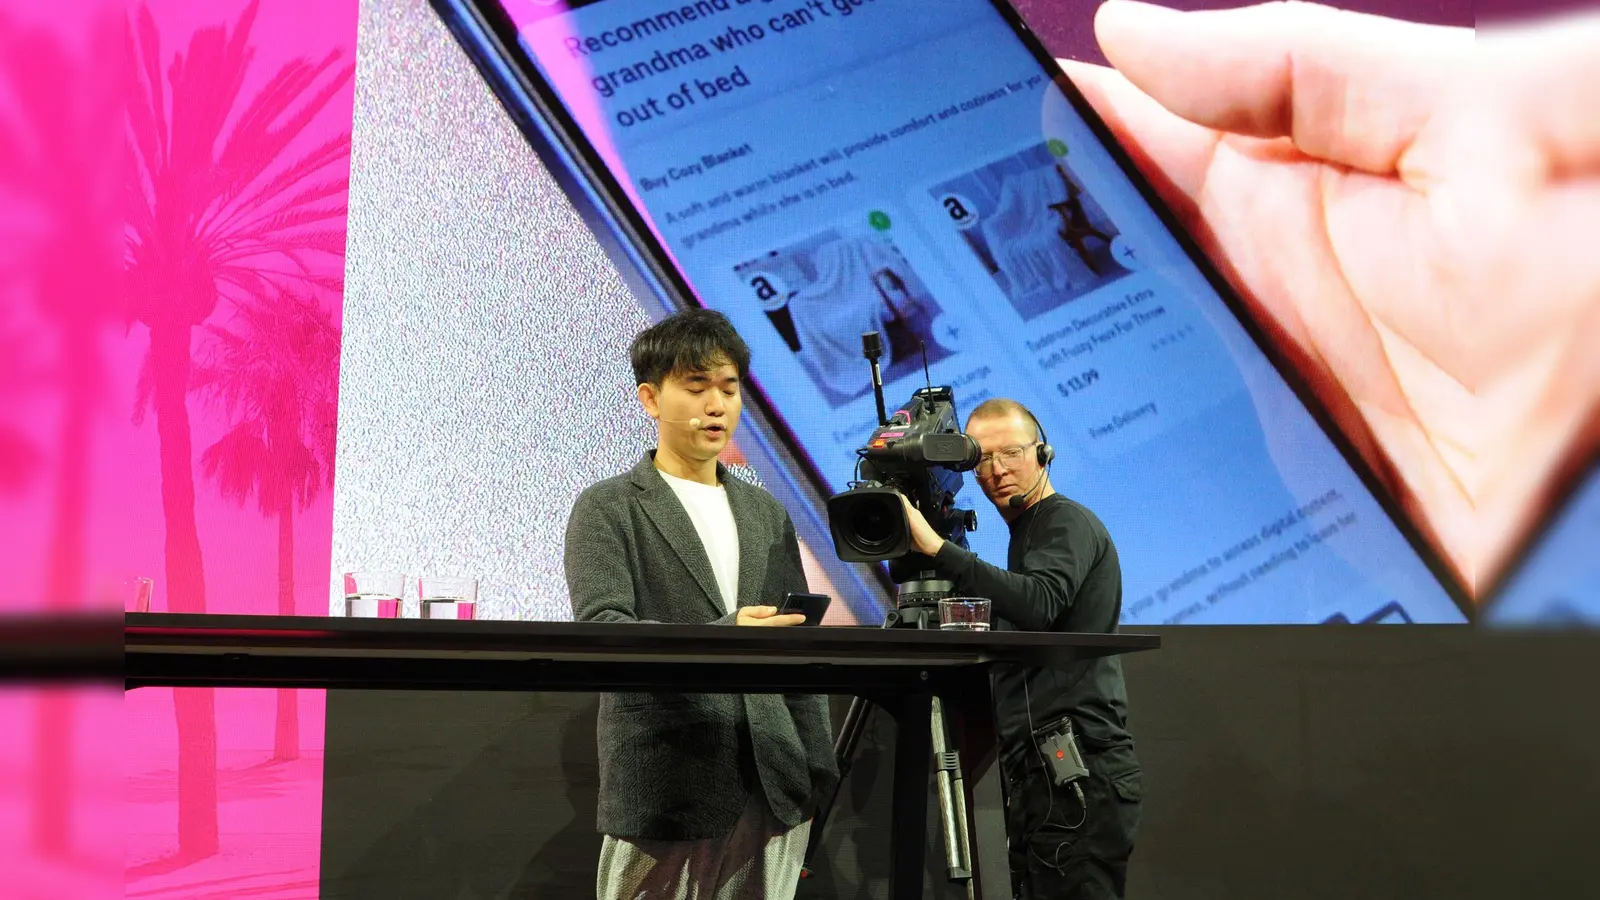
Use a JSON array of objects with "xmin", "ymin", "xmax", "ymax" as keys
[{"xmin": 564, "ymin": 309, "xmax": 838, "ymax": 899}]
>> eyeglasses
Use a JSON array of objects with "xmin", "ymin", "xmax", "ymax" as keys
[{"xmin": 976, "ymin": 443, "xmax": 1039, "ymax": 475}]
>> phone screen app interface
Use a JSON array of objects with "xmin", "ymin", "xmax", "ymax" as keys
[
  {"xmin": 501, "ymin": 0, "xmax": 1467, "ymax": 624},
  {"xmin": 1488, "ymin": 465, "xmax": 1600, "ymax": 625}
]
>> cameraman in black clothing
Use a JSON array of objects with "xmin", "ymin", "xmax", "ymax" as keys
[{"xmin": 897, "ymin": 397, "xmax": 1141, "ymax": 899}]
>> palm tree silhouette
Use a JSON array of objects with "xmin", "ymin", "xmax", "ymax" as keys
[
  {"xmin": 194, "ymin": 288, "xmax": 339, "ymax": 763},
  {"xmin": 1, "ymin": 7, "xmax": 120, "ymax": 861},
  {"xmin": 126, "ymin": 0, "xmax": 352, "ymax": 858},
  {"xmin": 0, "ymin": 319, "xmax": 43, "ymax": 495}
]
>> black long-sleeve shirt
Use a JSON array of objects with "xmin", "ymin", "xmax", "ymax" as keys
[{"xmin": 934, "ymin": 493, "xmax": 1133, "ymax": 760}]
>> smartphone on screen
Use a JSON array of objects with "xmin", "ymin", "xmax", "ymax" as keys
[
  {"xmin": 432, "ymin": 0, "xmax": 1471, "ymax": 625},
  {"xmin": 780, "ymin": 591, "xmax": 832, "ymax": 626}
]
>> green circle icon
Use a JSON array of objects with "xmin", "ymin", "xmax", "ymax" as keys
[
  {"xmin": 1047, "ymin": 138, "xmax": 1069, "ymax": 158},
  {"xmin": 868, "ymin": 210, "xmax": 892, "ymax": 231}
]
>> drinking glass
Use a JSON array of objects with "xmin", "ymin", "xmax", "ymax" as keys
[
  {"xmin": 938, "ymin": 597, "xmax": 991, "ymax": 631},
  {"xmin": 343, "ymin": 571, "xmax": 406, "ymax": 618},
  {"xmin": 125, "ymin": 577, "xmax": 154, "ymax": 613},
  {"xmin": 418, "ymin": 575, "xmax": 478, "ymax": 620}
]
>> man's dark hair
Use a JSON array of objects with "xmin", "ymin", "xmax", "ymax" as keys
[{"xmin": 630, "ymin": 308, "xmax": 752, "ymax": 387}]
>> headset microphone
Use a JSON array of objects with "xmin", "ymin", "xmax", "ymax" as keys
[
  {"xmin": 1009, "ymin": 468, "xmax": 1049, "ymax": 509},
  {"xmin": 653, "ymin": 416, "xmax": 704, "ymax": 429},
  {"xmin": 1007, "ymin": 408, "xmax": 1056, "ymax": 509}
]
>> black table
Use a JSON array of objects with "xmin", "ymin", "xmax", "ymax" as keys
[{"xmin": 125, "ymin": 613, "xmax": 1157, "ymax": 899}]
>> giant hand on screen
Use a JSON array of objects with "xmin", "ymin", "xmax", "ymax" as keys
[{"xmin": 1060, "ymin": 1, "xmax": 1600, "ymax": 594}]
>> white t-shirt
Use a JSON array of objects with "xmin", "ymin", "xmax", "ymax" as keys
[{"xmin": 658, "ymin": 470, "xmax": 740, "ymax": 616}]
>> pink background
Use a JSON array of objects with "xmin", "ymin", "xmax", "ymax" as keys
[
  {"xmin": 120, "ymin": 1, "xmax": 356, "ymax": 895},
  {"xmin": 2, "ymin": 0, "xmax": 355, "ymax": 896}
]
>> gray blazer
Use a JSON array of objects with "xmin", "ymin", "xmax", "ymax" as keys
[{"xmin": 563, "ymin": 452, "xmax": 839, "ymax": 841}]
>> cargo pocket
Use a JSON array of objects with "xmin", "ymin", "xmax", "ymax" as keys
[
  {"xmin": 1109, "ymin": 768, "xmax": 1143, "ymax": 805},
  {"xmin": 1104, "ymin": 766, "xmax": 1143, "ymax": 854}
]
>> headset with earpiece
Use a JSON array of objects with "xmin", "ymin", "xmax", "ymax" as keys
[
  {"xmin": 1008, "ymin": 407, "xmax": 1056, "ymax": 509},
  {"xmin": 1027, "ymin": 407, "xmax": 1056, "ymax": 467}
]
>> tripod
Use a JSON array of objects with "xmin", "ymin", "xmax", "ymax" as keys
[{"xmin": 800, "ymin": 573, "xmax": 976, "ymax": 896}]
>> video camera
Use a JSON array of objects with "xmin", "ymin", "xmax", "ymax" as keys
[
  {"xmin": 815, "ymin": 333, "xmax": 983, "ymax": 882},
  {"xmin": 826, "ymin": 332, "xmax": 980, "ymax": 582}
]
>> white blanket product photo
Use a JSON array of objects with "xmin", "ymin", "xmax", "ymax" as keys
[
  {"xmin": 787, "ymin": 236, "xmax": 907, "ymax": 388},
  {"xmin": 983, "ymin": 165, "xmax": 1095, "ymax": 299}
]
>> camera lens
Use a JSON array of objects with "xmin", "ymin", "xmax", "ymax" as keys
[
  {"xmin": 827, "ymin": 486, "xmax": 911, "ymax": 562},
  {"xmin": 851, "ymin": 503, "xmax": 895, "ymax": 550}
]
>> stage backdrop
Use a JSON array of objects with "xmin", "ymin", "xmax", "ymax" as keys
[
  {"xmin": 326, "ymin": 0, "xmax": 1528, "ymax": 632},
  {"xmin": 115, "ymin": 0, "xmax": 1577, "ymax": 897},
  {"xmin": 9, "ymin": 0, "xmax": 1597, "ymax": 898}
]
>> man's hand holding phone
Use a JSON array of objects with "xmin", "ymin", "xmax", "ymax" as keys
[{"xmin": 736, "ymin": 605, "xmax": 808, "ymax": 627}]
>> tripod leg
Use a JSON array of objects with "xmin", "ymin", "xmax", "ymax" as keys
[
  {"xmin": 800, "ymin": 695, "xmax": 874, "ymax": 879},
  {"xmin": 930, "ymin": 695, "xmax": 974, "ymax": 884}
]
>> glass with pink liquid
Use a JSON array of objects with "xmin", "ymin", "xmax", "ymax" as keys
[
  {"xmin": 343, "ymin": 571, "xmax": 406, "ymax": 618},
  {"xmin": 125, "ymin": 577, "xmax": 154, "ymax": 613},
  {"xmin": 418, "ymin": 575, "xmax": 478, "ymax": 620}
]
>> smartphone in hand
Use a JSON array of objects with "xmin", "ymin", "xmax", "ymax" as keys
[{"xmin": 779, "ymin": 592, "xmax": 831, "ymax": 627}]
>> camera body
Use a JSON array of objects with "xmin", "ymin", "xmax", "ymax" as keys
[{"xmin": 827, "ymin": 384, "xmax": 980, "ymax": 573}]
